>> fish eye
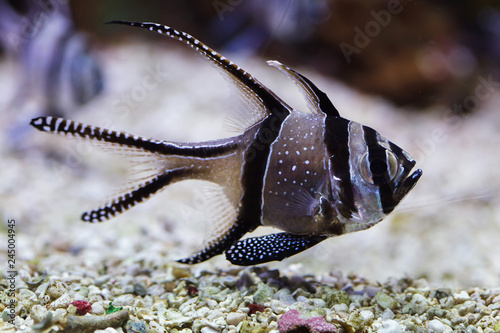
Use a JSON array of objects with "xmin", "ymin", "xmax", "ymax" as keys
[{"xmin": 359, "ymin": 150, "xmax": 399, "ymax": 184}]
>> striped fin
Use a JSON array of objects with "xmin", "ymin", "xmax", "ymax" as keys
[
  {"xmin": 267, "ymin": 60, "xmax": 340, "ymax": 117},
  {"xmin": 109, "ymin": 21, "xmax": 292, "ymax": 132},
  {"xmin": 225, "ymin": 233, "xmax": 328, "ymax": 265},
  {"xmin": 29, "ymin": 116, "xmax": 237, "ymax": 158},
  {"xmin": 82, "ymin": 169, "xmax": 187, "ymax": 222}
]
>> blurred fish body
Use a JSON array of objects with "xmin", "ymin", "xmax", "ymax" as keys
[
  {"xmin": 0, "ymin": 0, "xmax": 103, "ymax": 115},
  {"xmin": 30, "ymin": 21, "xmax": 422, "ymax": 266}
]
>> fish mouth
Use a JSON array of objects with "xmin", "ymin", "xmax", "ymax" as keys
[{"xmin": 395, "ymin": 165, "xmax": 422, "ymax": 202}]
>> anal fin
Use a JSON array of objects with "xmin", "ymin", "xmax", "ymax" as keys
[
  {"xmin": 177, "ymin": 221, "xmax": 256, "ymax": 264},
  {"xmin": 225, "ymin": 233, "xmax": 328, "ymax": 266}
]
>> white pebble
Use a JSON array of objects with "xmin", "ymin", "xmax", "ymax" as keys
[
  {"xmin": 426, "ymin": 319, "xmax": 446, "ymax": 333},
  {"xmin": 453, "ymin": 291, "xmax": 470, "ymax": 302},
  {"xmin": 92, "ymin": 301, "xmax": 106, "ymax": 315},
  {"xmin": 360, "ymin": 310, "xmax": 374, "ymax": 322},
  {"xmin": 113, "ymin": 294, "xmax": 134, "ymax": 306},
  {"xmin": 380, "ymin": 308, "xmax": 395, "ymax": 320},
  {"xmin": 377, "ymin": 319, "xmax": 403, "ymax": 333},
  {"xmin": 50, "ymin": 292, "xmax": 72, "ymax": 309},
  {"xmin": 201, "ymin": 327, "xmax": 219, "ymax": 333},
  {"xmin": 226, "ymin": 312, "xmax": 246, "ymax": 326},
  {"xmin": 30, "ymin": 305, "xmax": 48, "ymax": 323}
]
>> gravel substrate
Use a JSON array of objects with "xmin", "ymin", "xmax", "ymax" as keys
[
  {"xmin": 1, "ymin": 265, "xmax": 500, "ymax": 332},
  {"xmin": 1, "ymin": 39, "xmax": 500, "ymax": 332}
]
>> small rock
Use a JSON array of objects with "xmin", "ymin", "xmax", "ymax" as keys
[
  {"xmin": 378, "ymin": 319, "xmax": 403, "ymax": 333},
  {"xmin": 113, "ymin": 294, "xmax": 135, "ymax": 306},
  {"xmin": 324, "ymin": 290, "xmax": 350, "ymax": 307},
  {"xmin": 226, "ymin": 312, "xmax": 246, "ymax": 326},
  {"xmin": 380, "ymin": 309, "xmax": 394, "ymax": 321},
  {"xmin": 50, "ymin": 292, "xmax": 72, "ymax": 309},
  {"xmin": 92, "ymin": 301, "xmax": 106, "ymax": 315},
  {"xmin": 125, "ymin": 321, "xmax": 147, "ymax": 333},
  {"xmin": 375, "ymin": 292, "xmax": 397, "ymax": 310},
  {"xmin": 305, "ymin": 316, "xmax": 337, "ymax": 333},
  {"xmin": 172, "ymin": 266, "xmax": 191, "ymax": 279},
  {"xmin": 47, "ymin": 281, "xmax": 67, "ymax": 300},
  {"xmin": 278, "ymin": 309, "xmax": 304, "ymax": 332},
  {"xmin": 253, "ymin": 283, "xmax": 274, "ymax": 304},
  {"xmin": 426, "ymin": 319, "xmax": 445, "ymax": 333},
  {"xmin": 278, "ymin": 309, "xmax": 336, "ymax": 333},
  {"xmin": 333, "ymin": 303, "xmax": 348, "ymax": 313},
  {"xmin": 30, "ymin": 305, "xmax": 48, "ymax": 323},
  {"xmin": 453, "ymin": 291, "xmax": 470, "ymax": 303},
  {"xmin": 18, "ymin": 289, "xmax": 37, "ymax": 302},
  {"xmin": 71, "ymin": 300, "xmax": 92, "ymax": 315},
  {"xmin": 133, "ymin": 283, "xmax": 148, "ymax": 297},
  {"xmin": 402, "ymin": 293, "xmax": 429, "ymax": 315}
]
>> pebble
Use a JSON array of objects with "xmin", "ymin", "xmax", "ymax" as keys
[
  {"xmin": 4, "ymin": 266, "xmax": 500, "ymax": 332},
  {"xmin": 226, "ymin": 312, "xmax": 246, "ymax": 326},
  {"xmin": 113, "ymin": 294, "xmax": 135, "ymax": 306},
  {"xmin": 378, "ymin": 319, "xmax": 403, "ymax": 333},
  {"xmin": 453, "ymin": 291, "xmax": 470, "ymax": 302},
  {"xmin": 50, "ymin": 292, "xmax": 72, "ymax": 309},
  {"xmin": 92, "ymin": 301, "xmax": 106, "ymax": 315},
  {"xmin": 426, "ymin": 319, "xmax": 446, "ymax": 332}
]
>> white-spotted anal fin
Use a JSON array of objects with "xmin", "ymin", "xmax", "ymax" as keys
[{"xmin": 225, "ymin": 233, "xmax": 328, "ymax": 265}]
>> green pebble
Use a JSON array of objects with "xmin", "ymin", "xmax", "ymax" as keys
[
  {"xmin": 199, "ymin": 286, "xmax": 220, "ymax": 300},
  {"xmin": 240, "ymin": 320, "xmax": 266, "ymax": 333},
  {"xmin": 374, "ymin": 291, "xmax": 397, "ymax": 310},
  {"xmin": 78, "ymin": 287, "xmax": 89, "ymax": 298},
  {"xmin": 253, "ymin": 283, "xmax": 274, "ymax": 305},
  {"xmin": 324, "ymin": 290, "xmax": 350, "ymax": 307}
]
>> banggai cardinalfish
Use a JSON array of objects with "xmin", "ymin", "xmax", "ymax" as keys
[{"xmin": 30, "ymin": 21, "xmax": 422, "ymax": 266}]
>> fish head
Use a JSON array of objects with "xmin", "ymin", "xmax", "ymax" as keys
[{"xmin": 326, "ymin": 119, "xmax": 422, "ymax": 228}]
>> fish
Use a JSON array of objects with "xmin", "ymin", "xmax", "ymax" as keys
[
  {"xmin": 29, "ymin": 21, "xmax": 422, "ymax": 266},
  {"xmin": 0, "ymin": 0, "xmax": 103, "ymax": 116}
]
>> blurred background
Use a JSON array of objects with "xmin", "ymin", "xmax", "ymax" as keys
[
  {"xmin": 12, "ymin": 0, "xmax": 500, "ymax": 108},
  {"xmin": 1, "ymin": 0, "xmax": 500, "ymax": 288}
]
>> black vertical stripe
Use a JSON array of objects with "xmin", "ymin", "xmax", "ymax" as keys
[
  {"xmin": 178, "ymin": 109, "xmax": 291, "ymax": 264},
  {"xmin": 324, "ymin": 117, "xmax": 356, "ymax": 218},
  {"xmin": 363, "ymin": 126, "xmax": 395, "ymax": 214}
]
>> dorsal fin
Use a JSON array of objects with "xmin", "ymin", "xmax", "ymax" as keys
[
  {"xmin": 109, "ymin": 21, "xmax": 292, "ymax": 132},
  {"xmin": 267, "ymin": 60, "xmax": 340, "ymax": 118}
]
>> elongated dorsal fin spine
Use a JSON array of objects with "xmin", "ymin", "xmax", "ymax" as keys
[
  {"xmin": 108, "ymin": 21, "xmax": 291, "ymax": 119},
  {"xmin": 267, "ymin": 60, "xmax": 340, "ymax": 118}
]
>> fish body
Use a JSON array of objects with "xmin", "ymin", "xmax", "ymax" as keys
[{"xmin": 30, "ymin": 21, "xmax": 422, "ymax": 265}]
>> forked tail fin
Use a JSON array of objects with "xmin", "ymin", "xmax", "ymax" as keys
[
  {"xmin": 81, "ymin": 169, "xmax": 188, "ymax": 222},
  {"xmin": 30, "ymin": 116, "xmax": 196, "ymax": 222}
]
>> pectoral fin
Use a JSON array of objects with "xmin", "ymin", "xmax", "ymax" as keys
[{"xmin": 225, "ymin": 233, "xmax": 328, "ymax": 265}]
